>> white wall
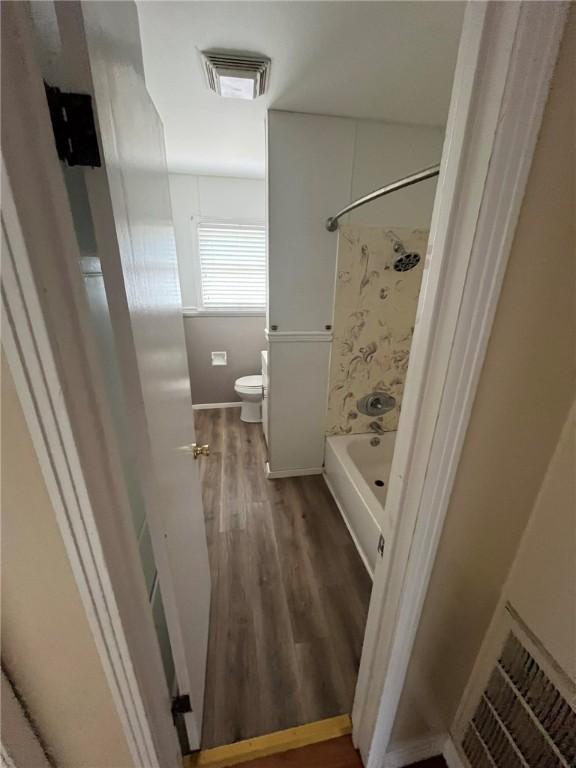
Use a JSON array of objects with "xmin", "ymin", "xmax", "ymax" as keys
[
  {"xmin": 350, "ymin": 121, "xmax": 444, "ymax": 227},
  {"xmin": 169, "ymin": 174, "xmax": 266, "ymax": 308},
  {"xmin": 169, "ymin": 174, "xmax": 266, "ymax": 403},
  {"xmin": 266, "ymin": 111, "xmax": 443, "ymax": 474}
]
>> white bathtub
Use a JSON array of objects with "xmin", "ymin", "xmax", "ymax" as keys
[{"xmin": 324, "ymin": 431, "xmax": 396, "ymax": 577}]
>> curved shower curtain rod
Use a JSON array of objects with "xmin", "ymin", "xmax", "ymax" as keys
[{"xmin": 325, "ymin": 164, "xmax": 441, "ymax": 232}]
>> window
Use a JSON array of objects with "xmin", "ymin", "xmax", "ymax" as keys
[{"xmin": 196, "ymin": 220, "xmax": 266, "ymax": 311}]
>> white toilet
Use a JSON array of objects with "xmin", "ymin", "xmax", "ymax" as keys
[{"xmin": 234, "ymin": 374, "xmax": 263, "ymax": 423}]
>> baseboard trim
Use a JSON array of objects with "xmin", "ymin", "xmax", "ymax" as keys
[
  {"xmin": 265, "ymin": 462, "xmax": 323, "ymax": 479},
  {"xmin": 192, "ymin": 402, "xmax": 241, "ymax": 410},
  {"xmin": 185, "ymin": 714, "xmax": 352, "ymax": 767},
  {"xmin": 382, "ymin": 733, "xmax": 447, "ymax": 768},
  {"xmin": 443, "ymin": 736, "xmax": 465, "ymax": 768}
]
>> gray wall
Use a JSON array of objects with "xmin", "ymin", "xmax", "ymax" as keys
[{"xmin": 184, "ymin": 316, "xmax": 266, "ymax": 404}]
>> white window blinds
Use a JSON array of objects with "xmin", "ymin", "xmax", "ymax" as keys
[{"xmin": 197, "ymin": 221, "xmax": 266, "ymax": 309}]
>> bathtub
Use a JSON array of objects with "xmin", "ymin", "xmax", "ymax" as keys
[{"xmin": 324, "ymin": 431, "xmax": 396, "ymax": 576}]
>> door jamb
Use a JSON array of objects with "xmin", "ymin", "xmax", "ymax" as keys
[{"xmin": 352, "ymin": 2, "xmax": 569, "ymax": 765}]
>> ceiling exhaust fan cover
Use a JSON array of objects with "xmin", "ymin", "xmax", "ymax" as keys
[{"xmin": 200, "ymin": 50, "xmax": 271, "ymax": 100}]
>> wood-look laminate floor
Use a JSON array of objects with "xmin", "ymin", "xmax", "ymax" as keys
[{"xmin": 195, "ymin": 408, "xmax": 372, "ymax": 749}]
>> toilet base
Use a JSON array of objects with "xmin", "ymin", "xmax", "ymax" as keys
[{"xmin": 240, "ymin": 401, "xmax": 262, "ymax": 423}]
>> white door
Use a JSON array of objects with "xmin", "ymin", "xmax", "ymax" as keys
[{"xmin": 54, "ymin": 2, "xmax": 211, "ymax": 750}]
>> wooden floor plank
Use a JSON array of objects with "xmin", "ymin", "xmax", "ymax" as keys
[
  {"xmin": 247, "ymin": 504, "xmax": 303, "ymax": 735},
  {"xmin": 195, "ymin": 409, "xmax": 372, "ymax": 748},
  {"xmin": 294, "ymin": 639, "xmax": 347, "ymax": 724},
  {"xmin": 270, "ymin": 479, "xmax": 329, "ymax": 644},
  {"xmin": 220, "ymin": 408, "xmax": 246, "ymax": 531}
]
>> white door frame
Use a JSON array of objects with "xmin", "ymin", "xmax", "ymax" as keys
[
  {"xmin": 352, "ymin": 2, "xmax": 568, "ymax": 765},
  {"xmin": 1, "ymin": 2, "xmax": 567, "ymax": 768}
]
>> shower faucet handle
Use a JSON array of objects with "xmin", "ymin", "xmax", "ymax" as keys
[{"xmin": 357, "ymin": 391, "xmax": 397, "ymax": 417}]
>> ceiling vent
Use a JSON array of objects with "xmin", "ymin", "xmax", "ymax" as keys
[{"xmin": 200, "ymin": 50, "xmax": 271, "ymax": 100}]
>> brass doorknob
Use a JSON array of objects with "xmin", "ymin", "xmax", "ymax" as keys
[
  {"xmin": 179, "ymin": 443, "xmax": 210, "ymax": 459},
  {"xmin": 192, "ymin": 443, "xmax": 210, "ymax": 459}
]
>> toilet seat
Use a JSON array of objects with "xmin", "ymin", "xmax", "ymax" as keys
[{"xmin": 235, "ymin": 374, "xmax": 262, "ymax": 393}]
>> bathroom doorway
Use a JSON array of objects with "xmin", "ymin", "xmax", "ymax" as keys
[
  {"xmin": 22, "ymin": 0, "xmax": 466, "ymax": 757},
  {"xmin": 134, "ymin": 0, "xmax": 465, "ymax": 751}
]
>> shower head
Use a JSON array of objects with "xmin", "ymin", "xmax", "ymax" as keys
[
  {"xmin": 392, "ymin": 239, "xmax": 421, "ymax": 272},
  {"xmin": 393, "ymin": 252, "xmax": 420, "ymax": 272}
]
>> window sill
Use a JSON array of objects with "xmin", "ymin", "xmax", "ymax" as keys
[{"xmin": 182, "ymin": 307, "xmax": 266, "ymax": 318}]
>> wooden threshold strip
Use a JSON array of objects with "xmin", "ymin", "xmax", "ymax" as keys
[{"xmin": 184, "ymin": 714, "xmax": 352, "ymax": 768}]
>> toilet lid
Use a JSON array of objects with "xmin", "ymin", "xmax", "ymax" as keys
[{"xmin": 236, "ymin": 375, "xmax": 262, "ymax": 389}]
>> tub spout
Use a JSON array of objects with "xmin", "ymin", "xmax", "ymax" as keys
[{"xmin": 369, "ymin": 421, "xmax": 386, "ymax": 435}]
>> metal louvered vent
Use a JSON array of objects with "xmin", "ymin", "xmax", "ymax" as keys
[
  {"xmin": 462, "ymin": 632, "xmax": 576, "ymax": 768},
  {"xmin": 200, "ymin": 50, "xmax": 270, "ymax": 99}
]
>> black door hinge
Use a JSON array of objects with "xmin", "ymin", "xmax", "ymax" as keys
[
  {"xmin": 171, "ymin": 694, "xmax": 192, "ymax": 719},
  {"xmin": 44, "ymin": 83, "xmax": 101, "ymax": 168},
  {"xmin": 377, "ymin": 534, "xmax": 385, "ymax": 558}
]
